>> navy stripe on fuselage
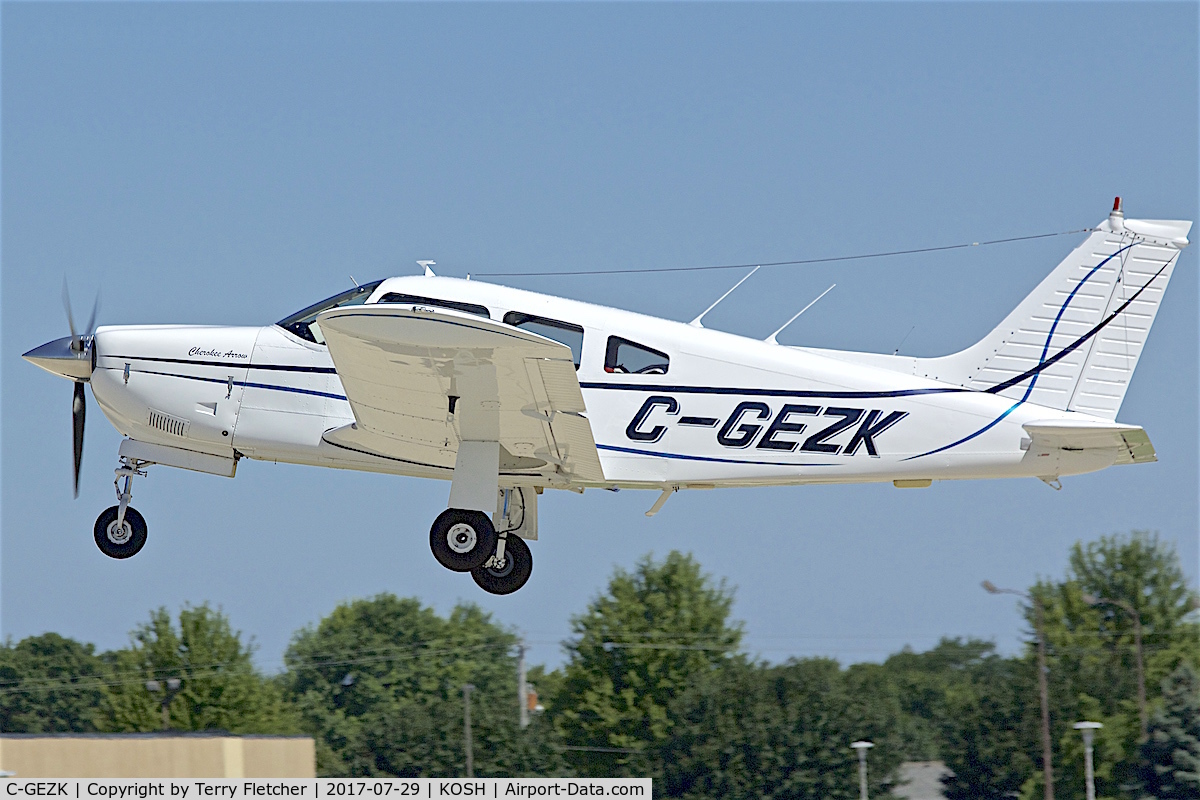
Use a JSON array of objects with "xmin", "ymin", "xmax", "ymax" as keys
[
  {"xmin": 596, "ymin": 442, "xmax": 837, "ymax": 467},
  {"xmin": 114, "ymin": 367, "xmax": 349, "ymax": 401},
  {"xmin": 580, "ymin": 382, "xmax": 968, "ymax": 400},
  {"xmin": 107, "ymin": 354, "xmax": 338, "ymax": 374}
]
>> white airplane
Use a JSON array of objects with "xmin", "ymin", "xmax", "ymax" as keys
[{"xmin": 23, "ymin": 200, "xmax": 1192, "ymax": 594}]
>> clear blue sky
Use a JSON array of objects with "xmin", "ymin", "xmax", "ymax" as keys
[{"xmin": 3, "ymin": 3, "xmax": 1196, "ymax": 673}]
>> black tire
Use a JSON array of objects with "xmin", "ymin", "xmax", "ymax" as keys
[
  {"xmin": 429, "ymin": 509, "xmax": 497, "ymax": 572},
  {"xmin": 94, "ymin": 505, "xmax": 147, "ymax": 559},
  {"xmin": 471, "ymin": 534, "xmax": 533, "ymax": 595}
]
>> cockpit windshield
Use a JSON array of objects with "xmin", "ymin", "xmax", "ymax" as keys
[{"xmin": 276, "ymin": 280, "xmax": 383, "ymax": 344}]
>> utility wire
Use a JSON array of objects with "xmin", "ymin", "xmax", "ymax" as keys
[
  {"xmin": 0, "ymin": 636, "xmax": 1184, "ymax": 697},
  {"xmin": 474, "ymin": 229, "xmax": 1094, "ymax": 278},
  {"xmin": 0, "ymin": 641, "xmax": 517, "ymax": 697}
]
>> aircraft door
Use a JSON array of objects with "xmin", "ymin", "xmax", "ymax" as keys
[
  {"xmin": 181, "ymin": 330, "xmax": 256, "ymax": 451},
  {"xmin": 232, "ymin": 325, "xmax": 338, "ymax": 457}
]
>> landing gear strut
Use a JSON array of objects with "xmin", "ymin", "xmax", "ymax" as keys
[
  {"xmin": 435, "ymin": 438, "xmax": 539, "ymax": 593},
  {"xmin": 94, "ymin": 457, "xmax": 149, "ymax": 559}
]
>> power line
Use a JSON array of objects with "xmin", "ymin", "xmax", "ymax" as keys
[
  {"xmin": 0, "ymin": 640, "xmax": 517, "ymax": 697},
  {"xmin": 473, "ymin": 229, "xmax": 1094, "ymax": 278},
  {"xmin": 0, "ymin": 634, "xmax": 1188, "ymax": 698}
]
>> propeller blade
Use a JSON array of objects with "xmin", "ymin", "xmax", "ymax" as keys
[
  {"xmin": 84, "ymin": 294, "xmax": 99, "ymax": 338},
  {"xmin": 62, "ymin": 280, "xmax": 78, "ymax": 342},
  {"xmin": 72, "ymin": 381, "xmax": 86, "ymax": 498}
]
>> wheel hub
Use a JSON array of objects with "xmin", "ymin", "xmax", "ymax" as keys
[
  {"xmin": 486, "ymin": 556, "xmax": 513, "ymax": 577},
  {"xmin": 106, "ymin": 520, "xmax": 132, "ymax": 545},
  {"xmin": 447, "ymin": 523, "xmax": 478, "ymax": 554}
]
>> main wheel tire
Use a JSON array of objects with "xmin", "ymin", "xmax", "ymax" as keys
[
  {"xmin": 471, "ymin": 534, "xmax": 533, "ymax": 595},
  {"xmin": 94, "ymin": 505, "xmax": 148, "ymax": 559},
  {"xmin": 429, "ymin": 509, "xmax": 498, "ymax": 572}
]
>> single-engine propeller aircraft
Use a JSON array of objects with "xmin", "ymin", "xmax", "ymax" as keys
[{"xmin": 24, "ymin": 200, "xmax": 1192, "ymax": 594}]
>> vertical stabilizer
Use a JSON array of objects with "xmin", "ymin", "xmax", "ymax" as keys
[{"xmin": 916, "ymin": 200, "xmax": 1190, "ymax": 419}]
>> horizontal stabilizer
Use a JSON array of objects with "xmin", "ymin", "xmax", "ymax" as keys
[{"xmin": 1022, "ymin": 419, "xmax": 1155, "ymax": 465}]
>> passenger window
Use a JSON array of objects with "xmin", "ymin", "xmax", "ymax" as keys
[
  {"xmin": 605, "ymin": 336, "xmax": 669, "ymax": 375},
  {"xmin": 503, "ymin": 312, "xmax": 584, "ymax": 369},
  {"xmin": 377, "ymin": 293, "xmax": 490, "ymax": 318}
]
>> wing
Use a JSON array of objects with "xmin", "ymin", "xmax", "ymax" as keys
[
  {"xmin": 1023, "ymin": 419, "xmax": 1156, "ymax": 465},
  {"xmin": 317, "ymin": 304, "xmax": 605, "ymax": 484}
]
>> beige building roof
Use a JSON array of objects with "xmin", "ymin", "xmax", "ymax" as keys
[{"xmin": 0, "ymin": 733, "xmax": 314, "ymax": 779}]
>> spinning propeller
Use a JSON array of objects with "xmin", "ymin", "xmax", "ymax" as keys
[
  {"xmin": 22, "ymin": 282, "xmax": 99, "ymax": 497},
  {"xmin": 63, "ymin": 283, "xmax": 99, "ymax": 497}
]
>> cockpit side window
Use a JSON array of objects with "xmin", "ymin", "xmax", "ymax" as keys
[
  {"xmin": 377, "ymin": 293, "xmax": 490, "ymax": 318},
  {"xmin": 604, "ymin": 336, "xmax": 669, "ymax": 375},
  {"xmin": 503, "ymin": 312, "xmax": 584, "ymax": 369},
  {"xmin": 276, "ymin": 280, "xmax": 383, "ymax": 344}
]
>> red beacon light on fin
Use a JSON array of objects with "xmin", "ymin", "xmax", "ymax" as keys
[{"xmin": 1109, "ymin": 196, "xmax": 1125, "ymax": 232}]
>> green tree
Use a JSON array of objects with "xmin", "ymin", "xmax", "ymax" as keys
[
  {"xmin": 873, "ymin": 637, "xmax": 997, "ymax": 761},
  {"xmin": 1068, "ymin": 532, "xmax": 1198, "ymax": 698},
  {"xmin": 1026, "ymin": 531, "xmax": 1199, "ymax": 799},
  {"xmin": 0, "ymin": 633, "xmax": 108, "ymax": 732},
  {"xmin": 1134, "ymin": 664, "xmax": 1200, "ymax": 799},
  {"xmin": 553, "ymin": 551, "xmax": 742, "ymax": 779},
  {"xmin": 283, "ymin": 594, "xmax": 567, "ymax": 777},
  {"xmin": 938, "ymin": 653, "xmax": 1037, "ymax": 800},
  {"xmin": 661, "ymin": 656, "xmax": 903, "ymax": 800},
  {"xmin": 100, "ymin": 603, "xmax": 298, "ymax": 734}
]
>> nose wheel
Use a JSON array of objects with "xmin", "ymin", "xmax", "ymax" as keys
[
  {"xmin": 94, "ymin": 455, "xmax": 150, "ymax": 559},
  {"xmin": 94, "ymin": 505, "xmax": 147, "ymax": 559}
]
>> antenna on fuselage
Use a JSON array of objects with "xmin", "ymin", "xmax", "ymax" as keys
[
  {"xmin": 349, "ymin": 275, "xmax": 359, "ymax": 287},
  {"xmin": 417, "ymin": 260, "xmax": 437, "ymax": 277},
  {"xmin": 689, "ymin": 266, "xmax": 760, "ymax": 328},
  {"xmin": 764, "ymin": 283, "xmax": 836, "ymax": 345}
]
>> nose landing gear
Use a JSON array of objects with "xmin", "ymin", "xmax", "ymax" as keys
[{"xmin": 94, "ymin": 456, "xmax": 149, "ymax": 559}]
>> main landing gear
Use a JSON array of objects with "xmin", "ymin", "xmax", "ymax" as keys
[
  {"xmin": 429, "ymin": 485, "xmax": 537, "ymax": 595},
  {"xmin": 94, "ymin": 456, "xmax": 149, "ymax": 559},
  {"xmin": 430, "ymin": 509, "xmax": 497, "ymax": 572}
]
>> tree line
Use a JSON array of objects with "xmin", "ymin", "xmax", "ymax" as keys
[{"xmin": 1, "ymin": 531, "xmax": 1196, "ymax": 799}]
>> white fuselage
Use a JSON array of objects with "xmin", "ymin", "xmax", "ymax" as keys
[{"xmin": 88, "ymin": 275, "xmax": 1122, "ymax": 491}]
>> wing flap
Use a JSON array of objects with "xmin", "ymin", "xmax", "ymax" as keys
[
  {"xmin": 318, "ymin": 305, "xmax": 605, "ymax": 483},
  {"xmin": 537, "ymin": 358, "xmax": 588, "ymax": 414},
  {"xmin": 546, "ymin": 412, "xmax": 605, "ymax": 482}
]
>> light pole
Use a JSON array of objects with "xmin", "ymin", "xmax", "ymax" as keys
[
  {"xmin": 145, "ymin": 678, "xmax": 183, "ymax": 731},
  {"xmin": 517, "ymin": 642, "xmax": 529, "ymax": 729},
  {"xmin": 462, "ymin": 683, "xmax": 476, "ymax": 778},
  {"xmin": 1073, "ymin": 721, "xmax": 1102, "ymax": 800},
  {"xmin": 983, "ymin": 580, "xmax": 1054, "ymax": 800},
  {"xmin": 850, "ymin": 741, "xmax": 873, "ymax": 800},
  {"xmin": 1083, "ymin": 593, "xmax": 1147, "ymax": 738}
]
